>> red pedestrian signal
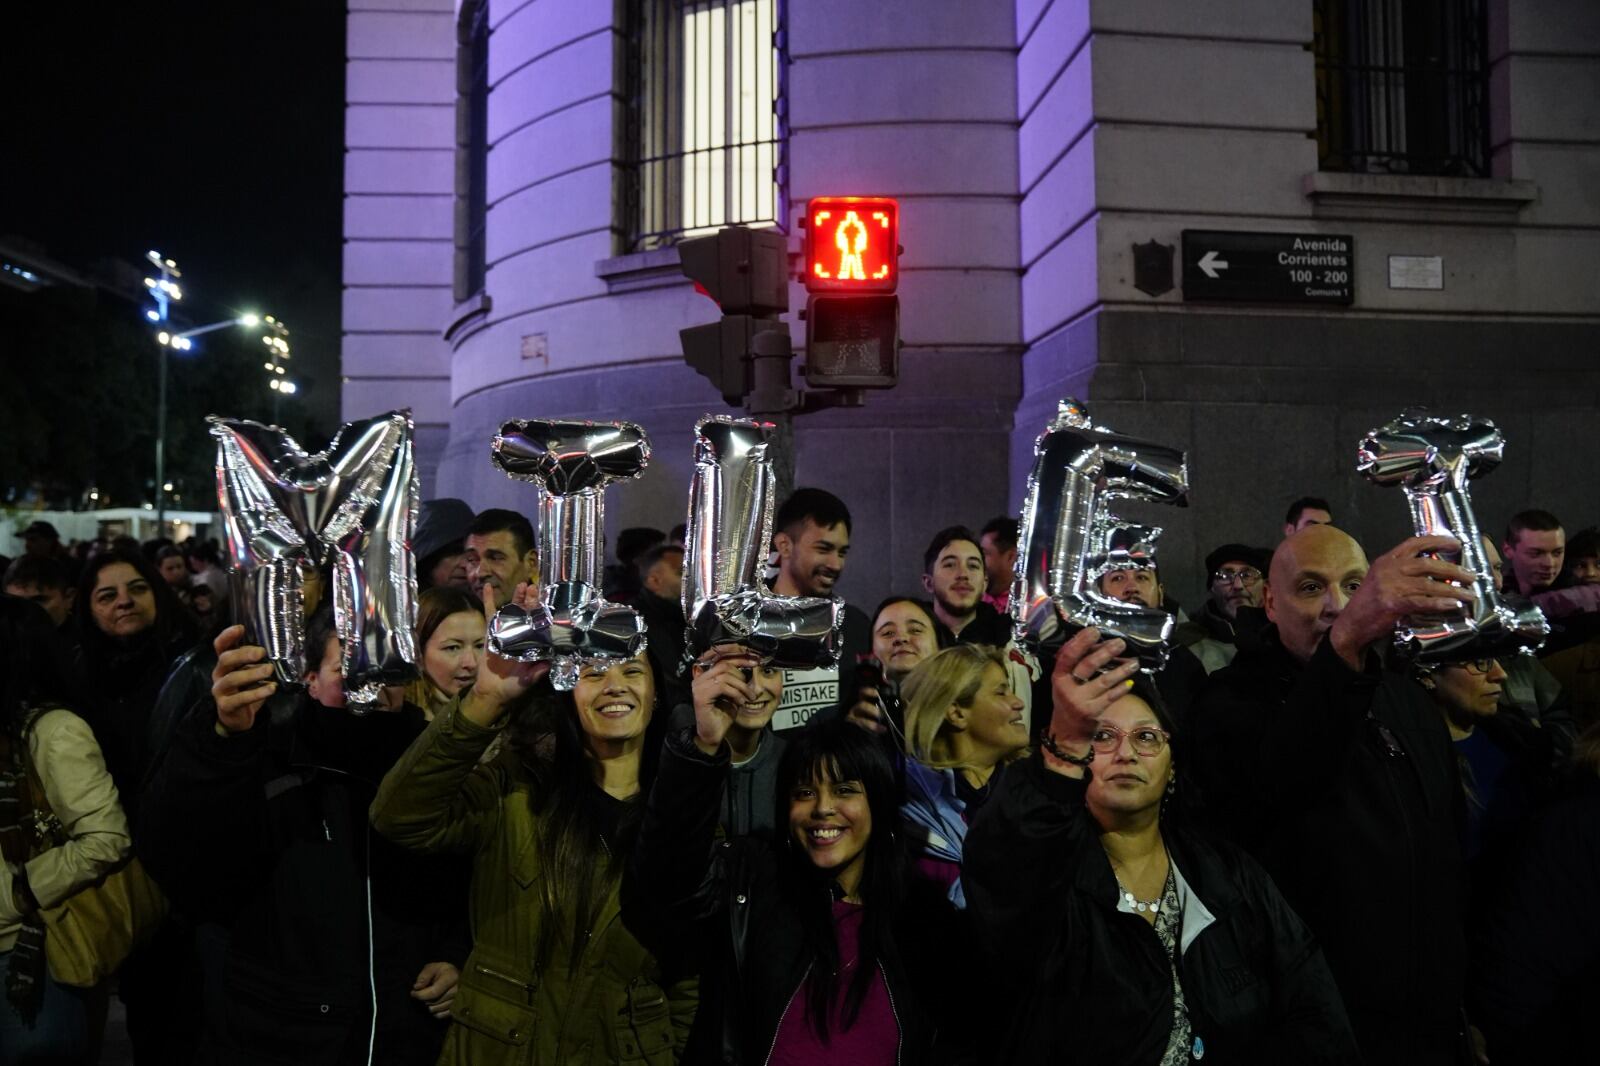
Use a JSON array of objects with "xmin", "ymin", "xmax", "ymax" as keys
[{"xmin": 803, "ymin": 197, "xmax": 898, "ymax": 294}]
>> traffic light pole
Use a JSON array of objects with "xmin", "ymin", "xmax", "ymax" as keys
[{"xmin": 746, "ymin": 328, "xmax": 864, "ymax": 501}]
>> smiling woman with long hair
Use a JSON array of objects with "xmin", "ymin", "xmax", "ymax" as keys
[
  {"xmin": 963, "ymin": 630, "xmax": 1357, "ymax": 1065},
  {"xmin": 371, "ymin": 608, "xmax": 693, "ymax": 1066},
  {"xmin": 625, "ymin": 648, "xmax": 964, "ymax": 1064}
]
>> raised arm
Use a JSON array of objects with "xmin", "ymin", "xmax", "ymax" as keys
[{"xmin": 963, "ymin": 630, "xmax": 1128, "ymax": 968}]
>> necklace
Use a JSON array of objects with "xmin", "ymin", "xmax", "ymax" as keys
[{"xmin": 1113, "ymin": 848, "xmax": 1173, "ymax": 914}]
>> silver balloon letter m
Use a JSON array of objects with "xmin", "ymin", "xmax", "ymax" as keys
[{"xmin": 210, "ymin": 410, "xmax": 419, "ymax": 711}]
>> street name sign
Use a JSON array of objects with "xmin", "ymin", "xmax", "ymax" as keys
[{"xmin": 1181, "ymin": 230, "xmax": 1354, "ymax": 306}]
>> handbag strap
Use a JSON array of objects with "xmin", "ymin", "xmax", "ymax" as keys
[{"xmin": 8, "ymin": 710, "xmax": 68, "ymax": 853}]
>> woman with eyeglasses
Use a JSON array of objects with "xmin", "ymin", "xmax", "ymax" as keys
[
  {"xmin": 1416, "ymin": 656, "xmax": 1556, "ymax": 866},
  {"xmin": 963, "ymin": 628, "xmax": 1357, "ymax": 1065}
]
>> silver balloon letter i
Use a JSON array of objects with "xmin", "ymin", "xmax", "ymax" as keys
[
  {"xmin": 485, "ymin": 419, "xmax": 651, "ymax": 690},
  {"xmin": 1357, "ymin": 408, "xmax": 1548, "ymax": 663},
  {"xmin": 1012, "ymin": 399, "xmax": 1190, "ymax": 671}
]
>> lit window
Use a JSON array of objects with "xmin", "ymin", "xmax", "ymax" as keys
[{"xmin": 625, "ymin": 0, "xmax": 784, "ymax": 251}]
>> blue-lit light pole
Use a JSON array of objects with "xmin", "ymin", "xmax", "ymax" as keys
[
  {"xmin": 142, "ymin": 249, "xmax": 278, "ymax": 527},
  {"xmin": 143, "ymin": 250, "xmax": 183, "ymax": 529}
]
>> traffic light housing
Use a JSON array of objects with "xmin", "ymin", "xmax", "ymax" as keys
[
  {"xmin": 678, "ymin": 227, "xmax": 789, "ymax": 405},
  {"xmin": 803, "ymin": 294, "xmax": 899, "ymax": 389},
  {"xmin": 801, "ymin": 197, "xmax": 900, "ymax": 389}
]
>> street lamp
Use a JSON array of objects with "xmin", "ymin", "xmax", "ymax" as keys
[{"xmin": 142, "ymin": 250, "xmax": 276, "ymax": 528}]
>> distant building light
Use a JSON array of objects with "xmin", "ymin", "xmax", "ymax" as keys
[{"xmin": 2, "ymin": 262, "xmax": 42, "ymax": 283}]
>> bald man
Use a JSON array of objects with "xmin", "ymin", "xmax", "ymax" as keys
[{"xmin": 1190, "ymin": 525, "xmax": 1477, "ymax": 1066}]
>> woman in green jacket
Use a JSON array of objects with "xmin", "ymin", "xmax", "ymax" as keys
[{"xmin": 371, "ymin": 590, "xmax": 695, "ymax": 1066}]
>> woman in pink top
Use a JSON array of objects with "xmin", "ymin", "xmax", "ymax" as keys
[{"xmin": 627, "ymin": 648, "xmax": 969, "ymax": 1064}]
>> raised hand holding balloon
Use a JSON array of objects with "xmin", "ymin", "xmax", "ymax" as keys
[
  {"xmin": 1012, "ymin": 399, "xmax": 1189, "ymax": 671},
  {"xmin": 1357, "ymin": 408, "xmax": 1548, "ymax": 662},
  {"xmin": 682, "ymin": 416, "xmax": 842, "ymax": 670},
  {"xmin": 485, "ymin": 419, "xmax": 650, "ymax": 690},
  {"xmin": 211, "ymin": 410, "xmax": 419, "ymax": 711}
]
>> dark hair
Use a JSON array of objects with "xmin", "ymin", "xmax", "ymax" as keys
[
  {"xmin": 155, "ymin": 545, "xmax": 183, "ymax": 564},
  {"xmin": 1505, "ymin": 509, "xmax": 1563, "ymax": 546},
  {"xmin": 616, "ymin": 527, "xmax": 666, "ymax": 566},
  {"xmin": 0, "ymin": 596, "xmax": 76, "ymax": 735},
  {"xmin": 1558, "ymin": 527, "xmax": 1599, "ymax": 588},
  {"xmin": 979, "ymin": 516, "xmax": 1018, "ymax": 552},
  {"xmin": 773, "ymin": 718, "xmax": 908, "ymax": 1043},
  {"xmin": 468, "ymin": 508, "xmax": 536, "ymax": 560},
  {"xmin": 73, "ymin": 545, "xmax": 187, "ymax": 654},
  {"xmin": 922, "ymin": 525, "xmax": 981, "ymax": 576},
  {"xmin": 4, "ymin": 555, "xmax": 70, "ymax": 592},
  {"xmin": 511, "ymin": 655, "xmax": 668, "ymax": 975},
  {"xmin": 775, "ymin": 488, "xmax": 852, "ymax": 537},
  {"xmin": 1284, "ymin": 496, "xmax": 1332, "ymax": 526},
  {"xmin": 871, "ymin": 596, "xmax": 936, "ymax": 631},
  {"xmin": 303, "ymin": 606, "xmax": 340, "ymax": 676},
  {"xmin": 188, "ymin": 539, "xmax": 223, "ymax": 567},
  {"xmin": 634, "ymin": 542, "xmax": 684, "ymax": 584}
]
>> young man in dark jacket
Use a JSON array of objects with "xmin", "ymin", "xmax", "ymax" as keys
[
  {"xmin": 138, "ymin": 610, "xmax": 468, "ymax": 1066},
  {"xmin": 1189, "ymin": 525, "xmax": 1478, "ymax": 1066}
]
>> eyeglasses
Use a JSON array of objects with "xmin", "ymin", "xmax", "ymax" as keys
[
  {"xmin": 1088, "ymin": 725, "xmax": 1171, "ymax": 758},
  {"xmin": 1452, "ymin": 658, "xmax": 1499, "ymax": 676},
  {"xmin": 1210, "ymin": 568, "xmax": 1262, "ymax": 587}
]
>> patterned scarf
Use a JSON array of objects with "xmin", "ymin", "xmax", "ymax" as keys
[{"xmin": 0, "ymin": 717, "xmax": 50, "ymax": 1024}]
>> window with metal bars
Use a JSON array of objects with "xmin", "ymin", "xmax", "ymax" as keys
[
  {"xmin": 1314, "ymin": 0, "xmax": 1489, "ymax": 177},
  {"xmin": 622, "ymin": 0, "xmax": 785, "ymax": 252},
  {"xmin": 454, "ymin": 0, "xmax": 489, "ymax": 302}
]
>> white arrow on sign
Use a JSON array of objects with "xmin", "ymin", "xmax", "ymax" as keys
[{"xmin": 1198, "ymin": 250, "xmax": 1229, "ymax": 279}]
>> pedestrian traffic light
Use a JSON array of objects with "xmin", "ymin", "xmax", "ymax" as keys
[
  {"xmin": 801, "ymin": 197, "xmax": 900, "ymax": 389},
  {"xmin": 678, "ymin": 227, "xmax": 789, "ymax": 405},
  {"xmin": 803, "ymin": 197, "xmax": 898, "ymax": 293}
]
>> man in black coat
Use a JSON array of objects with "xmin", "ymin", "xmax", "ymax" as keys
[{"xmin": 1189, "ymin": 524, "xmax": 1477, "ymax": 1066}]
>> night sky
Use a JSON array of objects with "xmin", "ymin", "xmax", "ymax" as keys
[{"xmin": 3, "ymin": 1, "xmax": 346, "ymax": 424}]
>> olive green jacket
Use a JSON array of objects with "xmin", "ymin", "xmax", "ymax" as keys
[{"xmin": 371, "ymin": 703, "xmax": 695, "ymax": 1066}]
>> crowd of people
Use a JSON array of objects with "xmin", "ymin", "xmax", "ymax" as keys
[{"xmin": 1, "ymin": 487, "xmax": 1597, "ymax": 1065}]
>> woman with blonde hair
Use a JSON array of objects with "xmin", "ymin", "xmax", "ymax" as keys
[{"xmin": 898, "ymin": 643, "xmax": 1028, "ymax": 906}]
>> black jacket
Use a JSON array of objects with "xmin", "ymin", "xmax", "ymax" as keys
[
  {"xmin": 1469, "ymin": 781, "xmax": 1600, "ymax": 1066},
  {"xmin": 624, "ymin": 728, "xmax": 963, "ymax": 1065},
  {"xmin": 138, "ymin": 697, "xmax": 469, "ymax": 1066},
  {"xmin": 962, "ymin": 753, "xmax": 1357, "ymax": 1066},
  {"xmin": 1189, "ymin": 633, "xmax": 1468, "ymax": 1066},
  {"xmin": 933, "ymin": 600, "xmax": 1013, "ymax": 649}
]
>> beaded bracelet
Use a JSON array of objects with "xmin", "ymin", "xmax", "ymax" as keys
[{"xmin": 1040, "ymin": 733, "xmax": 1094, "ymax": 768}]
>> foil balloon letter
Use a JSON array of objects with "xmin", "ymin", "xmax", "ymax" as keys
[
  {"xmin": 1012, "ymin": 399, "xmax": 1190, "ymax": 671},
  {"xmin": 1357, "ymin": 408, "xmax": 1548, "ymax": 662},
  {"xmin": 211, "ymin": 410, "xmax": 419, "ymax": 711},
  {"xmin": 681, "ymin": 416, "xmax": 843, "ymax": 670},
  {"xmin": 485, "ymin": 419, "xmax": 651, "ymax": 689}
]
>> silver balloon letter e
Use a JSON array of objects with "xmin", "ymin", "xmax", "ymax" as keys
[{"xmin": 1012, "ymin": 399, "xmax": 1190, "ymax": 671}]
